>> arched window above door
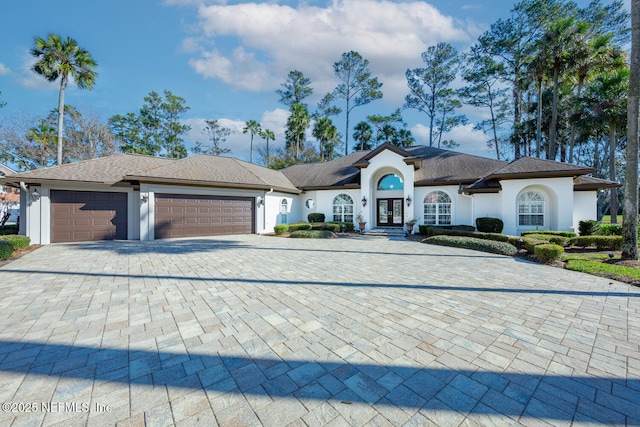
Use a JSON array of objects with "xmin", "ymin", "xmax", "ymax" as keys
[{"xmin": 377, "ymin": 174, "xmax": 404, "ymax": 191}]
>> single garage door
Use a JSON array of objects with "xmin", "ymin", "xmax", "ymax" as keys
[
  {"xmin": 50, "ymin": 190, "xmax": 128, "ymax": 243},
  {"xmin": 154, "ymin": 194, "xmax": 254, "ymax": 239}
]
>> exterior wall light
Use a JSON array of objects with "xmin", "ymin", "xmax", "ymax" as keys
[
  {"xmin": 257, "ymin": 196, "xmax": 264, "ymax": 207},
  {"xmin": 141, "ymin": 194, "xmax": 149, "ymax": 203},
  {"xmin": 31, "ymin": 189, "xmax": 41, "ymax": 202},
  {"xmin": 361, "ymin": 196, "xmax": 367, "ymax": 207},
  {"xmin": 406, "ymin": 195, "xmax": 412, "ymax": 207}
]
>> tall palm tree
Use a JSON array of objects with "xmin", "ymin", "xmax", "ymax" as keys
[
  {"xmin": 260, "ymin": 128, "xmax": 275, "ymax": 168},
  {"xmin": 352, "ymin": 121, "xmax": 373, "ymax": 151},
  {"xmin": 243, "ymin": 119, "xmax": 261, "ymax": 163},
  {"xmin": 31, "ymin": 34, "xmax": 98, "ymax": 166}
]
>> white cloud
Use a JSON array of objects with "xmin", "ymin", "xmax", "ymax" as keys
[
  {"xmin": 0, "ymin": 63, "xmax": 9, "ymax": 75},
  {"xmin": 185, "ymin": 0, "xmax": 472, "ymax": 103}
]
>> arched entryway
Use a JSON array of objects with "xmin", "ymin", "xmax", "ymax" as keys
[{"xmin": 375, "ymin": 172, "xmax": 404, "ymax": 227}]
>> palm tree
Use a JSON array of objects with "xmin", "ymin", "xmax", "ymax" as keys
[
  {"xmin": 31, "ymin": 34, "xmax": 98, "ymax": 166},
  {"xmin": 352, "ymin": 121, "xmax": 373, "ymax": 151},
  {"xmin": 243, "ymin": 119, "xmax": 261, "ymax": 163},
  {"xmin": 260, "ymin": 128, "xmax": 275, "ymax": 168}
]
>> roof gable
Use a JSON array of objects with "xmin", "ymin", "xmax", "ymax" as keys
[{"xmin": 487, "ymin": 157, "xmax": 595, "ymax": 179}]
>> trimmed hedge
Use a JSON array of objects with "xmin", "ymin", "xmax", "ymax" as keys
[
  {"xmin": 578, "ymin": 220, "xmax": 599, "ymax": 236},
  {"xmin": 424, "ymin": 227, "xmax": 510, "ymax": 242},
  {"xmin": 288, "ymin": 222, "xmax": 312, "ymax": 232},
  {"xmin": 289, "ymin": 230, "xmax": 336, "ymax": 239},
  {"xmin": 422, "ymin": 235, "xmax": 517, "ymax": 256},
  {"xmin": 0, "ymin": 240, "xmax": 13, "ymax": 260},
  {"xmin": 521, "ymin": 237, "xmax": 550, "ymax": 253},
  {"xmin": 523, "ymin": 233, "xmax": 569, "ymax": 247},
  {"xmin": 476, "ymin": 217, "xmax": 503, "ymax": 233},
  {"xmin": 0, "ymin": 235, "xmax": 30, "ymax": 250},
  {"xmin": 310, "ymin": 223, "xmax": 341, "ymax": 232},
  {"xmin": 328, "ymin": 222, "xmax": 355, "ymax": 232},
  {"xmin": 521, "ymin": 230, "xmax": 577, "ymax": 238},
  {"xmin": 274, "ymin": 225, "xmax": 289, "ymax": 235},
  {"xmin": 419, "ymin": 225, "xmax": 475, "ymax": 235},
  {"xmin": 307, "ymin": 213, "xmax": 325, "ymax": 223},
  {"xmin": 570, "ymin": 235, "xmax": 622, "ymax": 250},
  {"xmin": 534, "ymin": 243, "xmax": 564, "ymax": 263}
]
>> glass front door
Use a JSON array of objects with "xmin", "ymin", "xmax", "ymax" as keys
[{"xmin": 377, "ymin": 198, "xmax": 403, "ymax": 226}]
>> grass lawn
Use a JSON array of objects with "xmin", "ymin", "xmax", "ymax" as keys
[
  {"xmin": 601, "ymin": 215, "xmax": 623, "ymax": 223},
  {"xmin": 563, "ymin": 251, "xmax": 640, "ymax": 285}
]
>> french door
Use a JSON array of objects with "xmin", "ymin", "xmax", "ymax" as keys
[{"xmin": 377, "ymin": 198, "xmax": 403, "ymax": 227}]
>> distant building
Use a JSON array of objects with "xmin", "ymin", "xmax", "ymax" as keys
[{"xmin": 0, "ymin": 164, "xmax": 20, "ymax": 223}]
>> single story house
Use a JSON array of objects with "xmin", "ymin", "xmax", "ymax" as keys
[
  {"xmin": 0, "ymin": 163, "xmax": 20, "ymax": 223},
  {"xmin": 0, "ymin": 143, "xmax": 617, "ymax": 244}
]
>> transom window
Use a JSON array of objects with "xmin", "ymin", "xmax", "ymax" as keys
[
  {"xmin": 377, "ymin": 174, "xmax": 404, "ymax": 191},
  {"xmin": 518, "ymin": 191, "xmax": 544, "ymax": 226},
  {"xmin": 333, "ymin": 194, "xmax": 354, "ymax": 223},
  {"xmin": 424, "ymin": 191, "xmax": 452, "ymax": 225}
]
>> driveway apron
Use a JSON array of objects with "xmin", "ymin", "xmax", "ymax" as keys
[{"xmin": 0, "ymin": 235, "xmax": 638, "ymax": 426}]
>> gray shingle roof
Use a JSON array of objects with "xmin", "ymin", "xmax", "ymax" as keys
[
  {"xmin": 126, "ymin": 155, "xmax": 299, "ymax": 193},
  {"xmin": 486, "ymin": 156, "xmax": 595, "ymax": 178},
  {"xmin": 1, "ymin": 154, "xmax": 174, "ymax": 185},
  {"xmin": 281, "ymin": 151, "xmax": 365, "ymax": 189}
]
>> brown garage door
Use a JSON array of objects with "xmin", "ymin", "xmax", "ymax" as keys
[
  {"xmin": 154, "ymin": 194, "xmax": 254, "ymax": 239},
  {"xmin": 51, "ymin": 190, "xmax": 128, "ymax": 243}
]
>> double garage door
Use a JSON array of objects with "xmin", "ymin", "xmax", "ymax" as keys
[
  {"xmin": 155, "ymin": 194, "xmax": 254, "ymax": 239},
  {"xmin": 50, "ymin": 190, "xmax": 254, "ymax": 243}
]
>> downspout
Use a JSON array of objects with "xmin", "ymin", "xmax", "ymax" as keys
[{"xmin": 262, "ymin": 188, "xmax": 273, "ymax": 233}]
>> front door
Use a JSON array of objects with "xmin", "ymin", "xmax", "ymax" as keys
[{"xmin": 377, "ymin": 198, "xmax": 404, "ymax": 227}]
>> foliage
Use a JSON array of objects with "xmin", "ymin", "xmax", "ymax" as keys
[
  {"xmin": 276, "ymin": 70, "xmax": 313, "ymax": 107},
  {"xmin": 243, "ymin": 120, "xmax": 261, "ymax": 164},
  {"xmin": 534, "ymin": 243, "xmax": 564, "ymax": 262},
  {"xmin": 273, "ymin": 225, "xmax": 289, "ymax": 235},
  {"xmin": 578, "ymin": 220, "xmax": 600, "ymax": 236},
  {"xmin": 328, "ymin": 221, "xmax": 355, "ymax": 232},
  {"xmin": 367, "ymin": 109, "xmax": 414, "ymax": 147},
  {"xmin": 524, "ymin": 233, "xmax": 570, "ymax": 246},
  {"xmin": 405, "ymin": 42, "xmax": 466, "ymax": 149},
  {"xmin": 192, "ymin": 119, "xmax": 232, "ymax": 156},
  {"xmin": 418, "ymin": 225, "xmax": 475, "ymax": 235},
  {"xmin": 0, "ymin": 224, "xmax": 18, "ymax": 236},
  {"xmin": 287, "ymin": 222, "xmax": 312, "ymax": 232},
  {"xmin": 422, "ymin": 226, "xmax": 509, "ymax": 242},
  {"xmin": 0, "ymin": 240, "xmax": 12, "ymax": 261},
  {"xmin": 289, "ymin": 230, "xmax": 336, "ymax": 239},
  {"xmin": 0, "ymin": 235, "xmax": 30, "ymax": 250},
  {"xmin": 332, "ymin": 51, "xmax": 383, "ymax": 155},
  {"xmin": 312, "ymin": 116, "xmax": 341, "ymax": 161},
  {"xmin": 307, "ymin": 213, "xmax": 325, "ymax": 223},
  {"xmin": 422, "ymin": 235, "xmax": 517, "ymax": 256},
  {"xmin": 259, "ymin": 128, "xmax": 275, "ymax": 168},
  {"xmin": 31, "ymin": 33, "xmax": 98, "ymax": 166},
  {"xmin": 352, "ymin": 121, "xmax": 373, "ymax": 151},
  {"xmin": 521, "ymin": 230, "xmax": 577, "ymax": 237},
  {"xmin": 521, "ymin": 236, "xmax": 550, "ymax": 253},
  {"xmin": 598, "ymin": 223, "xmax": 622, "ymax": 236},
  {"xmin": 268, "ymin": 144, "xmax": 318, "ymax": 170},
  {"xmin": 285, "ymin": 103, "xmax": 311, "ymax": 161},
  {"xmin": 475, "ymin": 217, "xmax": 503, "ymax": 233},
  {"xmin": 570, "ymin": 235, "xmax": 622, "ymax": 250},
  {"xmin": 309, "ymin": 222, "xmax": 341, "ymax": 232},
  {"xmin": 110, "ymin": 90, "xmax": 190, "ymax": 158}
]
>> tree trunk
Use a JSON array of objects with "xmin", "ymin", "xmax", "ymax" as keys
[
  {"xmin": 623, "ymin": 0, "xmax": 640, "ymax": 260},
  {"xmin": 609, "ymin": 126, "xmax": 618, "ymax": 224},
  {"xmin": 513, "ymin": 86, "xmax": 522, "ymax": 159},
  {"xmin": 56, "ymin": 75, "xmax": 68, "ymax": 166},
  {"xmin": 567, "ymin": 79, "xmax": 585, "ymax": 163},
  {"xmin": 548, "ymin": 66, "xmax": 560, "ymax": 161},
  {"xmin": 250, "ymin": 134, "xmax": 254, "ymax": 164}
]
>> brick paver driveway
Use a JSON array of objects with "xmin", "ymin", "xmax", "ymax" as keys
[{"xmin": 0, "ymin": 235, "xmax": 639, "ymax": 426}]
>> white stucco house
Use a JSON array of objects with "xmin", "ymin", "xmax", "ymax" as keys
[
  {"xmin": 0, "ymin": 163, "xmax": 20, "ymax": 224},
  {"xmin": 0, "ymin": 143, "xmax": 617, "ymax": 244}
]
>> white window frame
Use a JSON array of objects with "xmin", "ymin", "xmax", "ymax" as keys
[
  {"xmin": 518, "ymin": 191, "xmax": 544, "ymax": 227},
  {"xmin": 333, "ymin": 194, "xmax": 354, "ymax": 223},
  {"xmin": 423, "ymin": 191, "xmax": 452, "ymax": 225},
  {"xmin": 280, "ymin": 199, "xmax": 288, "ymax": 224}
]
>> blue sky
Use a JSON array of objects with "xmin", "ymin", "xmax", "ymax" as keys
[{"xmin": 0, "ymin": 0, "xmax": 624, "ymax": 164}]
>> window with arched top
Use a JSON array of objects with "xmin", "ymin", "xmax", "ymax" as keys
[
  {"xmin": 333, "ymin": 194, "xmax": 354, "ymax": 223},
  {"xmin": 280, "ymin": 199, "xmax": 288, "ymax": 224},
  {"xmin": 377, "ymin": 174, "xmax": 404, "ymax": 191},
  {"xmin": 424, "ymin": 191, "xmax": 452, "ymax": 225},
  {"xmin": 518, "ymin": 191, "xmax": 544, "ymax": 226}
]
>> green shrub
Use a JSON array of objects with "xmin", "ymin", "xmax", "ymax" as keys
[
  {"xmin": 289, "ymin": 230, "xmax": 336, "ymax": 239},
  {"xmin": 328, "ymin": 222, "xmax": 354, "ymax": 232},
  {"xmin": 523, "ymin": 233, "xmax": 569, "ymax": 247},
  {"xmin": 0, "ymin": 240, "xmax": 13, "ymax": 260},
  {"xmin": 521, "ymin": 236, "xmax": 550, "ymax": 253},
  {"xmin": 570, "ymin": 235, "xmax": 622, "ymax": 250},
  {"xmin": 287, "ymin": 222, "xmax": 312, "ymax": 232},
  {"xmin": 422, "ymin": 227, "xmax": 509, "ymax": 242},
  {"xmin": 419, "ymin": 225, "xmax": 475, "ymax": 235},
  {"xmin": 422, "ymin": 235, "xmax": 517, "ymax": 256},
  {"xmin": 598, "ymin": 223, "xmax": 622, "ymax": 236},
  {"xmin": 324, "ymin": 223, "xmax": 341, "ymax": 232},
  {"xmin": 0, "ymin": 224, "xmax": 18, "ymax": 236},
  {"xmin": 521, "ymin": 230, "xmax": 577, "ymax": 238},
  {"xmin": 274, "ymin": 225, "xmax": 289, "ymax": 235},
  {"xmin": 307, "ymin": 213, "xmax": 325, "ymax": 223},
  {"xmin": 476, "ymin": 217, "xmax": 503, "ymax": 233},
  {"xmin": 534, "ymin": 243, "xmax": 564, "ymax": 263},
  {"xmin": 0, "ymin": 235, "xmax": 30, "ymax": 250},
  {"xmin": 578, "ymin": 220, "xmax": 599, "ymax": 236}
]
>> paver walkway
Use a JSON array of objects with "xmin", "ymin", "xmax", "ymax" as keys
[{"xmin": 0, "ymin": 234, "xmax": 638, "ymax": 426}]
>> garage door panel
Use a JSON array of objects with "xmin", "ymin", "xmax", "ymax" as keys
[
  {"xmin": 155, "ymin": 194, "xmax": 254, "ymax": 239},
  {"xmin": 51, "ymin": 190, "xmax": 127, "ymax": 243}
]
